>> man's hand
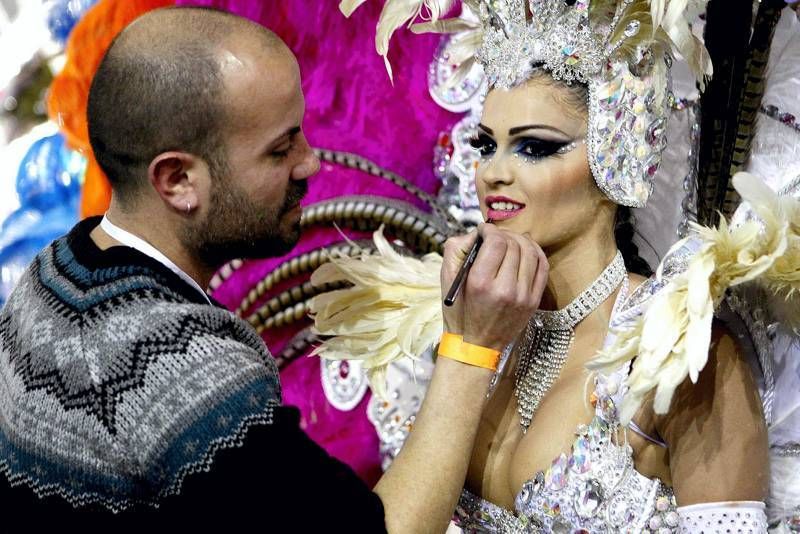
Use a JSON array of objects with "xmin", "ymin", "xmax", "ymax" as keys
[{"xmin": 441, "ymin": 223, "xmax": 548, "ymax": 351}]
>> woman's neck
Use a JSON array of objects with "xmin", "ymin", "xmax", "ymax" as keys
[{"xmin": 540, "ymin": 227, "xmax": 619, "ymax": 311}]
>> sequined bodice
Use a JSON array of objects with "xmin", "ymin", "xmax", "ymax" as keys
[
  {"xmin": 368, "ymin": 278, "xmax": 683, "ymax": 533},
  {"xmin": 451, "ymin": 371, "xmax": 678, "ymax": 533}
]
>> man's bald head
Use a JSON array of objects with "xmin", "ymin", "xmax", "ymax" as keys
[{"xmin": 87, "ymin": 7, "xmax": 291, "ymax": 206}]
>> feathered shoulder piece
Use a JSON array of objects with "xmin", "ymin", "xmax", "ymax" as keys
[
  {"xmin": 588, "ymin": 172, "xmax": 800, "ymax": 423},
  {"xmin": 309, "ymin": 227, "xmax": 444, "ymax": 398},
  {"xmin": 309, "ymin": 174, "xmax": 800, "ymax": 414}
]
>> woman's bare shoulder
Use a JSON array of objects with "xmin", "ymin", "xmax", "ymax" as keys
[{"xmin": 656, "ymin": 321, "xmax": 769, "ymax": 504}]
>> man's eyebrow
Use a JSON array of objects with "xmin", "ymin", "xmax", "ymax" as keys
[{"xmin": 263, "ymin": 126, "xmax": 301, "ymax": 152}]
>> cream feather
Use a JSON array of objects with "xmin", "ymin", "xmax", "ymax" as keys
[
  {"xmin": 340, "ymin": 0, "xmax": 370, "ymax": 17},
  {"xmin": 421, "ymin": 0, "xmax": 457, "ymax": 21},
  {"xmin": 444, "ymin": 56, "xmax": 478, "ymax": 89},
  {"xmin": 447, "ymin": 32, "xmax": 483, "ymax": 65},
  {"xmin": 588, "ymin": 171, "xmax": 800, "ymax": 423},
  {"xmin": 411, "ymin": 14, "xmax": 483, "ymax": 87},
  {"xmin": 461, "ymin": 0, "xmax": 480, "ymax": 12},
  {"xmin": 375, "ymin": 0, "xmax": 423, "ymax": 81},
  {"xmin": 733, "ymin": 173, "xmax": 800, "ymax": 330},
  {"xmin": 411, "ymin": 17, "xmax": 479, "ymax": 35},
  {"xmin": 340, "ymin": 0, "xmax": 458, "ymax": 82},
  {"xmin": 309, "ymin": 226, "xmax": 444, "ymax": 399},
  {"xmin": 650, "ymin": 0, "xmax": 666, "ymax": 30},
  {"xmin": 657, "ymin": 0, "xmax": 712, "ymax": 87},
  {"xmin": 596, "ymin": 0, "xmax": 711, "ymax": 88},
  {"xmin": 609, "ymin": 1, "xmax": 653, "ymax": 43},
  {"xmin": 684, "ymin": 0, "xmax": 708, "ymax": 21}
]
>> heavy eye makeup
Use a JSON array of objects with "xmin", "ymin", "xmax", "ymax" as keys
[
  {"xmin": 469, "ymin": 133, "xmax": 497, "ymax": 158},
  {"xmin": 468, "ymin": 133, "xmax": 576, "ymax": 163}
]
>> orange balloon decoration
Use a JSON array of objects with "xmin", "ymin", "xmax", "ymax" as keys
[{"xmin": 47, "ymin": 0, "xmax": 175, "ymax": 218}]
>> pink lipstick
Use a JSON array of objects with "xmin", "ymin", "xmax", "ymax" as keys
[{"xmin": 485, "ymin": 195, "xmax": 526, "ymax": 221}]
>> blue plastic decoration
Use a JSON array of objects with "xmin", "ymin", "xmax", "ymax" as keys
[
  {"xmin": 15, "ymin": 133, "xmax": 84, "ymax": 212},
  {"xmin": 46, "ymin": 0, "xmax": 98, "ymax": 44},
  {"xmin": 0, "ymin": 133, "xmax": 85, "ymax": 304},
  {"xmin": 0, "ymin": 206, "xmax": 77, "ymax": 303}
]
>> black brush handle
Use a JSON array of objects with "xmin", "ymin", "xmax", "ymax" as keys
[{"xmin": 443, "ymin": 233, "xmax": 484, "ymax": 307}]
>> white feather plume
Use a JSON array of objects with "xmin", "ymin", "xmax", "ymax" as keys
[
  {"xmin": 650, "ymin": 0, "xmax": 666, "ymax": 30},
  {"xmin": 340, "ymin": 0, "xmax": 370, "ymax": 17},
  {"xmin": 309, "ymin": 227, "xmax": 444, "ymax": 399},
  {"xmin": 339, "ymin": 0, "xmax": 458, "ymax": 82},
  {"xmin": 588, "ymin": 172, "xmax": 800, "ymax": 423},
  {"xmin": 659, "ymin": 0, "xmax": 712, "ymax": 88}
]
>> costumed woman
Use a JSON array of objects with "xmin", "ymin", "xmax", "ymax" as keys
[{"xmin": 311, "ymin": 1, "xmax": 800, "ymax": 531}]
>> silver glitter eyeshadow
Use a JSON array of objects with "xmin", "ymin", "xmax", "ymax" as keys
[{"xmin": 511, "ymin": 138, "xmax": 582, "ymax": 164}]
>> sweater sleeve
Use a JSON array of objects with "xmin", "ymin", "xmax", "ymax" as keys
[
  {"xmin": 3, "ymin": 406, "xmax": 387, "ymax": 532},
  {"xmin": 155, "ymin": 405, "xmax": 388, "ymax": 531}
]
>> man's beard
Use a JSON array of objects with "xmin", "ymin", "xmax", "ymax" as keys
[{"xmin": 182, "ymin": 177, "xmax": 308, "ymax": 270}]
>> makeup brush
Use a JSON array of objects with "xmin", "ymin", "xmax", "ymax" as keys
[{"xmin": 444, "ymin": 220, "xmax": 493, "ymax": 307}]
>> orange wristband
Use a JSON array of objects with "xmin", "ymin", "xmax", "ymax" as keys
[{"xmin": 437, "ymin": 332, "xmax": 500, "ymax": 370}]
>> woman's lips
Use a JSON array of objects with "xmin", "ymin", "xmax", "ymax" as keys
[
  {"xmin": 485, "ymin": 196, "xmax": 525, "ymax": 221},
  {"xmin": 486, "ymin": 206, "xmax": 525, "ymax": 221}
]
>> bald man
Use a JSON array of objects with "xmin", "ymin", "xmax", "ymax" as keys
[{"xmin": 0, "ymin": 7, "xmax": 547, "ymax": 532}]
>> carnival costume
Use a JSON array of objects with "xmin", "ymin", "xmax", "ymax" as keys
[{"xmin": 310, "ymin": 0, "xmax": 800, "ymax": 531}]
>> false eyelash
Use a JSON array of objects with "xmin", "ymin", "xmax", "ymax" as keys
[
  {"xmin": 513, "ymin": 138, "xmax": 576, "ymax": 161},
  {"xmin": 468, "ymin": 135, "xmax": 579, "ymax": 162},
  {"xmin": 468, "ymin": 134, "xmax": 497, "ymax": 157}
]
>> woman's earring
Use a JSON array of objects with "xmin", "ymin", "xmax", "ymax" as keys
[{"xmin": 186, "ymin": 202, "xmax": 192, "ymax": 214}]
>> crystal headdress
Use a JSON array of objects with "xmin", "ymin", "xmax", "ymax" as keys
[{"xmin": 341, "ymin": 0, "xmax": 712, "ymax": 207}]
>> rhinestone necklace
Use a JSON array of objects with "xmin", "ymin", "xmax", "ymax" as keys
[{"xmin": 514, "ymin": 250, "xmax": 626, "ymax": 433}]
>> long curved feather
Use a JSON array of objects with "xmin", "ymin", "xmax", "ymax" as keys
[
  {"xmin": 310, "ymin": 226, "xmax": 444, "ymax": 398},
  {"xmin": 659, "ymin": 0, "xmax": 712, "ymax": 86},
  {"xmin": 340, "ymin": 0, "xmax": 369, "ymax": 17},
  {"xmin": 342, "ymin": 0, "xmax": 459, "ymax": 81},
  {"xmin": 597, "ymin": 0, "xmax": 711, "ymax": 88},
  {"xmin": 411, "ymin": 17, "xmax": 478, "ymax": 34},
  {"xmin": 650, "ymin": 0, "xmax": 666, "ymax": 30}
]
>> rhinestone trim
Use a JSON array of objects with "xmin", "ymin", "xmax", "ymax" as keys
[
  {"xmin": 760, "ymin": 103, "xmax": 800, "ymax": 134},
  {"xmin": 515, "ymin": 251, "xmax": 626, "ymax": 432}
]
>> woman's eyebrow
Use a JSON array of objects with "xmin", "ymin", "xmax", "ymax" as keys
[{"xmin": 508, "ymin": 124, "xmax": 569, "ymax": 136}]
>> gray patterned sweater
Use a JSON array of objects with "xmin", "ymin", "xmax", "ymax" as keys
[{"xmin": 0, "ymin": 217, "xmax": 385, "ymax": 529}]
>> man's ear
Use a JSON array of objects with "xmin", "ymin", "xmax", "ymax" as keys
[{"xmin": 147, "ymin": 152, "xmax": 206, "ymax": 214}]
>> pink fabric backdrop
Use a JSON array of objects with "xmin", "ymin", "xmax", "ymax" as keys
[{"xmin": 175, "ymin": 0, "xmax": 459, "ymax": 484}]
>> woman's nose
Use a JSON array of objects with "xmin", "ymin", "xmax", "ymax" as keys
[{"xmin": 478, "ymin": 155, "xmax": 514, "ymax": 187}]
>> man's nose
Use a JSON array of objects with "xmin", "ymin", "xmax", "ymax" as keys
[{"xmin": 292, "ymin": 137, "xmax": 320, "ymax": 180}]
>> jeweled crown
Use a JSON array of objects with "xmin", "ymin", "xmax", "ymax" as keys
[
  {"xmin": 478, "ymin": 0, "xmax": 650, "ymax": 89},
  {"xmin": 342, "ymin": 0, "xmax": 712, "ymax": 207}
]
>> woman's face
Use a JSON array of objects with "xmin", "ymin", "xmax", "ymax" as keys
[{"xmin": 474, "ymin": 77, "xmax": 612, "ymax": 250}]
